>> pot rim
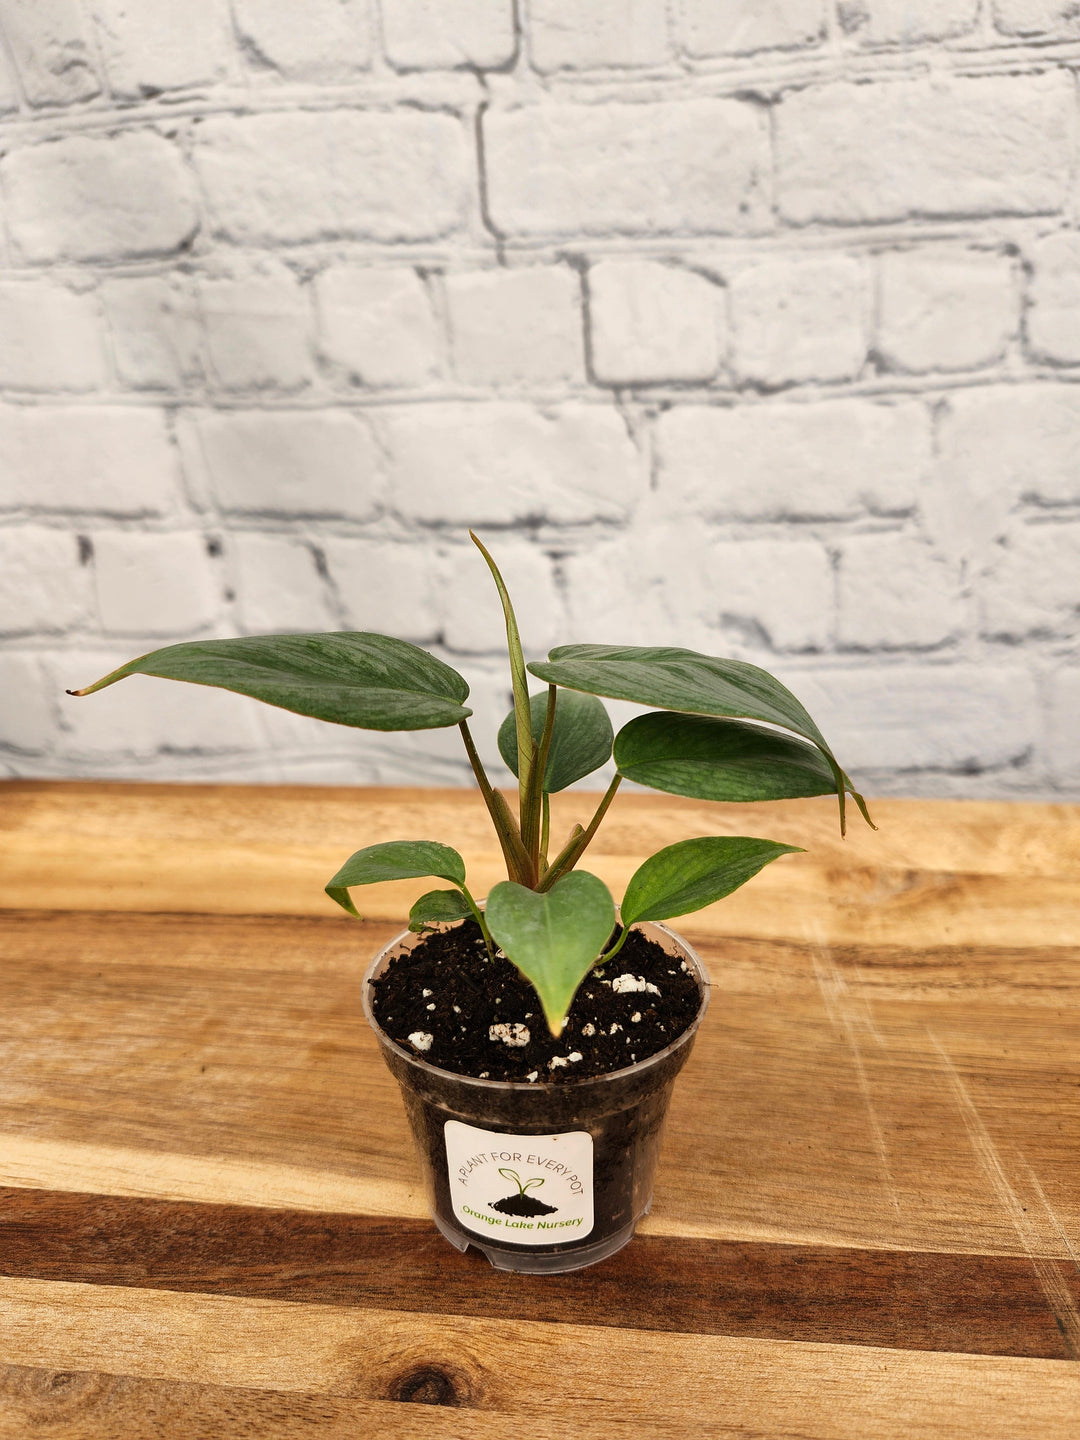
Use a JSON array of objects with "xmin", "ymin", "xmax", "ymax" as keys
[{"xmin": 361, "ymin": 917, "xmax": 710, "ymax": 1095}]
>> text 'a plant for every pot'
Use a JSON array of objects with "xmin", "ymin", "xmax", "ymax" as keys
[{"xmin": 69, "ymin": 532, "xmax": 873, "ymax": 1274}]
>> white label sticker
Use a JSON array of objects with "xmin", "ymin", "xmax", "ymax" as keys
[{"xmin": 444, "ymin": 1120, "xmax": 594, "ymax": 1245}]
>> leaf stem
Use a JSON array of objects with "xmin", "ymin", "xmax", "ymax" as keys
[
  {"xmin": 459, "ymin": 881, "xmax": 495, "ymax": 961},
  {"xmin": 598, "ymin": 924, "xmax": 631, "ymax": 966},
  {"xmin": 537, "ymin": 774, "xmax": 622, "ymax": 892},
  {"xmin": 540, "ymin": 792, "xmax": 550, "ymax": 870},
  {"xmin": 522, "ymin": 684, "xmax": 557, "ymax": 871},
  {"xmin": 470, "ymin": 531, "xmax": 535, "ymax": 825},
  {"xmin": 458, "ymin": 720, "xmax": 533, "ymax": 885}
]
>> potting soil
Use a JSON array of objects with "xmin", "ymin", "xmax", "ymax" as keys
[{"xmin": 371, "ymin": 920, "xmax": 701, "ymax": 1082}]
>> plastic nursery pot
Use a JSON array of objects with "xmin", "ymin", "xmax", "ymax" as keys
[{"xmin": 362, "ymin": 921, "xmax": 710, "ymax": 1275}]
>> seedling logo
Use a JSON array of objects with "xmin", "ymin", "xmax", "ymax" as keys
[{"xmin": 489, "ymin": 1167, "xmax": 558, "ymax": 1217}]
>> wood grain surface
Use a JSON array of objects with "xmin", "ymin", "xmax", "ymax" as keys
[{"xmin": 1, "ymin": 780, "xmax": 1078, "ymax": 1438}]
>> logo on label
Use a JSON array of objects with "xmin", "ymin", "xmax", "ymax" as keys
[{"xmin": 444, "ymin": 1120, "xmax": 594, "ymax": 1245}]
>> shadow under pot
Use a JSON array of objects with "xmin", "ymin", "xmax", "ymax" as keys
[{"xmin": 362, "ymin": 921, "xmax": 710, "ymax": 1275}]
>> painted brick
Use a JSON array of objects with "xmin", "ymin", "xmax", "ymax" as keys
[
  {"xmin": 528, "ymin": 0, "xmax": 671, "ymax": 72},
  {"xmin": 0, "ymin": 48, "xmax": 18, "ymax": 112},
  {"xmin": 56, "ymin": 648, "xmax": 265, "ymax": 757},
  {"xmin": 1047, "ymin": 666, "xmax": 1080, "ymax": 782},
  {"xmin": 2, "ymin": 0, "xmax": 100, "ymax": 105},
  {"xmin": 199, "ymin": 260, "xmax": 314, "ymax": 392},
  {"xmin": 559, "ymin": 526, "xmax": 716, "ymax": 651},
  {"xmin": 837, "ymin": 0, "xmax": 978, "ymax": 44},
  {"xmin": 556, "ymin": 524, "xmax": 824, "ymax": 659},
  {"xmin": 234, "ymin": 0, "xmax": 372, "ymax": 80},
  {"xmin": 792, "ymin": 663, "xmax": 1038, "ymax": 772},
  {"xmin": 1026, "ymin": 232, "xmax": 1080, "ymax": 365},
  {"xmin": 837, "ymin": 533, "xmax": 965, "ymax": 649},
  {"xmin": 183, "ymin": 409, "xmax": 382, "ymax": 519},
  {"xmin": 588, "ymin": 261, "xmax": 722, "ymax": 385},
  {"xmin": 682, "ymin": 0, "xmax": 825, "ymax": 56},
  {"xmin": 730, "ymin": 254, "xmax": 868, "ymax": 386},
  {"xmin": 93, "ymin": 0, "xmax": 235, "ymax": 97},
  {"xmin": 776, "ymin": 73, "xmax": 1073, "ymax": 225},
  {"xmin": 102, "ymin": 276, "xmax": 203, "ymax": 391},
  {"xmin": 382, "ymin": 402, "xmax": 641, "ymax": 524},
  {"xmin": 706, "ymin": 538, "xmax": 833, "ymax": 651},
  {"xmin": 93, "ymin": 531, "xmax": 220, "ymax": 636},
  {"xmin": 0, "ymin": 653, "xmax": 52, "ymax": 753},
  {"xmin": 0, "ymin": 281, "xmax": 109, "ymax": 392},
  {"xmin": 229, "ymin": 533, "xmax": 337, "ymax": 633},
  {"xmin": 2, "ymin": 132, "xmax": 199, "ymax": 264},
  {"xmin": 484, "ymin": 99, "xmax": 770, "ymax": 238},
  {"xmin": 315, "ymin": 266, "xmax": 440, "ymax": 387},
  {"xmin": 441, "ymin": 540, "xmax": 560, "ymax": 654},
  {"xmin": 322, "ymin": 538, "xmax": 439, "ymax": 641},
  {"xmin": 877, "ymin": 248, "xmax": 1017, "ymax": 373},
  {"xmin": 656, "ymin": 400, "xmax": 930, "ymax": 521},
  {"xmin": 978, "ymin": 522, "xmax": 1080, "ymax": 639},
  {"xmin": 446, "ymin": 266, "xmax": 584, "ymax": 387},
  {"xmin": 0, "ymin": 406, "xmax": 179, "ymax": 515},
  {"xmin": 992, "ymin": 0, "xmax": 1080, "ymax": 37},
  {"xmin": 382, "ymin": 0, "xmax": 515, "ymax": 69},
  {"xmin": 929, "ymin": 386, "xmax": 1080, "ymax": 560},
  {"xmin": 0, "ymin": 526, "xmax": 90, "ymax": 633},
  {"xmin": 193, "ymin": 111, "xmax": 468, "ymax": 246}
]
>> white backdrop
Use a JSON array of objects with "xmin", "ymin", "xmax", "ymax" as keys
[{"xmin": 1, "ymin": 0, "xmax": 1078, "ymax": 798}]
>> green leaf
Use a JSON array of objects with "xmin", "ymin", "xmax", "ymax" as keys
[
  {"xmin": 498, "ymin": 690, "xmax": 614, "ymax": 793},
  {"xmin": 325, "ymin": 841, "xmax": 467, "ymax": 918},
  {"xmin": 408, "ymin": 888, "xmax": 472, "ymax": 933},
  {"xmin": 529, "ymin": 644, "xmax": 865, "ymax": 832},
  {"xmin": 614, "ymin": 713, "xmax": 840, "ymax": 803},
  {"xmin": 485, "ymin": 871, "xmax": 616, "ymax": 1037},
  {"xmin": 620, "ymin": 836, "xmax": 803, "ymax": 928},
  {"xmin": 68, "ymin": 633, "xmax": 472, "ymax": 732}
]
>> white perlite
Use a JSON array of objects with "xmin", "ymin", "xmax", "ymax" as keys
[
  {"xmin": 408, "ymin": 1032, "xmax": 433, "ymax": 1052},
  {"xmin": 549, "ymin": 1051, "xmax": 584, "ymax": 1069},
  {"xmin": 611, "ymin": 974, "xmax": 661, "ymax": 996},
  {"xmin": 489, "ymin": 1022, "xmax": 530, "ymax": 1047}
]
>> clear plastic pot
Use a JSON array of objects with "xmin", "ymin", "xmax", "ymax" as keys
[{"xmin": 362, "ymin": 921, "xmax": 710, "ymax": 1274}]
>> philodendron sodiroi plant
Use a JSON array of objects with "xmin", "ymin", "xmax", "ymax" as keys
[{"xmin": 68, "ymin": 532, "xmax": 874, "ymax": 1038}]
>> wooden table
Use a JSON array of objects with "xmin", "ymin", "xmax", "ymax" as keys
[{"xmin": 1, "ymin": 780, "xmax": 1078, "ymax": 1438}]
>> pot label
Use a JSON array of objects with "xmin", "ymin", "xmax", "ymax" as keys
[{"xmin": 444, "ymin": 1120, "xmax": 594, "ymax": 1245}]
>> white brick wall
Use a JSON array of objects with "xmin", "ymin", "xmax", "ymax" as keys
[{"xmin": 1, "ymin": 3, "xmax": 1079, "ymax": 801}]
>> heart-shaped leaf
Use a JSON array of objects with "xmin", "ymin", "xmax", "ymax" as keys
[
  {"xmin": 498, "ymin": 690, "xmax": 614, "ymax": 793},
  {"xmin": 326, "ymin": 841, "xmax": 467, "ymax": 918},
  {"xmin": 529, "ymin": 644, "xmax": 870, "ymax": 832},
  {"xmin": 614, "ymin": 713, "xmax": 840, "ymax": 803},
  {"xmin": 68, "ymin": 633, "xmax": 472, "ymax": 731},
  {"xmin": 620, "ymin": 836, "xmax": 803, "ymax": 928},
  {"xmin": 408, "ymin": 888, "xmax": 472, "ymax": 933},
  {"xmin": 485, "ymin": 871, "xmax": 616, "ymax": 1037}
]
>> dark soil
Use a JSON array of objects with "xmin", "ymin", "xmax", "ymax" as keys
[
  {"xmin": 370, "ymin": 919, "xmax": 701, "ymax": 1083},
  {"xmin": 489, "ymin": 1193, "xmax": 558, "ymax": 1217}
]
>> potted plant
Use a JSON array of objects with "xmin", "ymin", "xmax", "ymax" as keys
[{"xmin": 69, "ymin": 532, "xmax": 873, "ymax": 1274}]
